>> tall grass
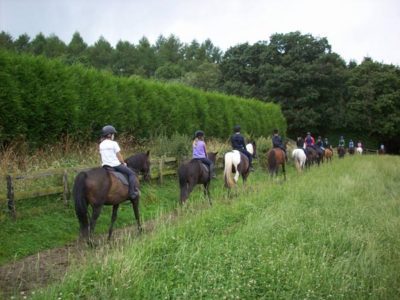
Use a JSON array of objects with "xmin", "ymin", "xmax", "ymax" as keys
[{"xmin": 30, "ymin": 155, "xmax": 400, "ymax": 299}]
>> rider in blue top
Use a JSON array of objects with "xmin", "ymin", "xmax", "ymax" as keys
[
  {"xmin": 230, "ymin": 125, "xmax": 254, "ymax": 171},
  {"xmin": 192, "ymin": 130, "xmax": 216, "ymax": 178},
  {"xmin": 349, "ymin": 139, "xmax": 354, "ymax": 149}
]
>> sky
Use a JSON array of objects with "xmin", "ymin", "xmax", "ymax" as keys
[{"xmin": 1, "ymin": 0, "xmax": 400, "ymax": 66}]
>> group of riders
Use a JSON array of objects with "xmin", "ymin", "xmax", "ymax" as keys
[{"xmin": 99, "ymin": 124, "xmax": 370, "ymax": 200}]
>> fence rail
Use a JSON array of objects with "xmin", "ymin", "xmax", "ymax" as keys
[{"xmin": 0, "ymin": 156, "xmax": 180, "ymax": 219}]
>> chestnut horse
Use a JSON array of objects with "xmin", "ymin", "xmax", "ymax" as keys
[
  {"xmin": 323, "ymin": 148, "xmax": 333, "ymax": 163},
  {"xmin": 267, "ymin": 147, "xmax": 286, "ymax": 180}
]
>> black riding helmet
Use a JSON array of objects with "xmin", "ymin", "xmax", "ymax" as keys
[
  {"xmin": 195, "ymin": 130, "xmax": 205, "ymax": 138},
  {"xmin": 234, "ymin": 125, "xmax": 241, "ymax": 133},
  {"xmin": 101, "ymin": 125, "xmax": 117, "ymax": 137}
]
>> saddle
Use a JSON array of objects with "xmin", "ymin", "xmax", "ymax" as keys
[
  {"xmin": 102, "ymin": 166, "xmax": 129, "ymax": 186},
  {"xmin": 190, "ymin": 159, "xmax": 210, "ymax": 173}
]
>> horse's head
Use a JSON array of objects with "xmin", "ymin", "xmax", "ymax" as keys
[
  {"xmin": 208, "ymin": 152, "xmax": 218, "ymax": 163},
  {"xmin": 126, "ymin": 151, "xmax": 151, "ymax": 182}
]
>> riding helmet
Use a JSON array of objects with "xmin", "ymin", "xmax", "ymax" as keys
[
  {"xmin": 101, "ymin": 125, "xmax": 117, "ymax": 136},
  {"xmin": 195, "ymin": 130, "xmax": 204, "ymax": 138},
  {"xmin": 234, "ymin": 125, "xmax": 241, "ymax": 132}
]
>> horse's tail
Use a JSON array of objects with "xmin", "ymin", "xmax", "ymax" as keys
[
  {"xmin": 224, "ymin": 153, "xmax": 235, "ymax": 188},
  {"xmin": 268, "ymin": 149, "xmax": 277, "ymax": 174},
  {"xmin": 178, "ymin": 165, "xmax": 188, "ymax": 204},
  {"xmin": 73, "ymin": 171, "xmax": 89, "ymax": 238}
]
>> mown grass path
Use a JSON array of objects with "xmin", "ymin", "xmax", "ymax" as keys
[{"xmin": 2, "ymin": 155, "xmax": 400, "ymax": 299}]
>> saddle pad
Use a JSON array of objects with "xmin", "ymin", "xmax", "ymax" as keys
[
  {"xmin": 110, "ymin": 171, "xmax": 129, "ymax": 186},
  {"xmin": 103, "ymin": 166, "xmax": 129, "ymax": 186}
]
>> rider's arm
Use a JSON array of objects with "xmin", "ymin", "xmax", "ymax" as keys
[{"xmin": 116, "ymin": 152, "xmax": 126, "ymax": 165}]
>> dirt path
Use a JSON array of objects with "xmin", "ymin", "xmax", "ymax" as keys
[{"xmin": 0, "ymin": 218, "xmax": 160, "ymax": 297}]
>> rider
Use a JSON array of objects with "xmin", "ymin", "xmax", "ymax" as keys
[
  {"xmin": 338, "ymin": 135, "xmax": 345, "ymax": 148},
  {"xmin": 192, "ymin": 130, "xmax": 216, "ymax": 179},
  {"xmin": 272, "ymin": 129, "xmax": 287, "ymax": 161},
  {"xmin": 304, "ymin": 132, "xmax": 316, "ymax": 150},
  {"xmin": 324, "ymin": 137, "xmax": 331, "ymax": 150},
  {"xmin": 231, "ymin": 125, "xmax": 254, "ymax": 171},
  {"xmin": 296, "ymin": 136, "xmax": 306, "ymax": 154},
  {"xmin": 316, "ymin": 136, "xmax": 325, "ymax": 151},
  {"xmin": 349, "ymin": 139, "xmax": 354, "ymax": 149},
  {"xmin": 99, "ymin": 125, "xmax": 140, "ymax": 200}
]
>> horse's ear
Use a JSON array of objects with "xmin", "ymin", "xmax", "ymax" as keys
[
  {"xmin": 215, "ymin": 151, "xmax": 218, "ymax": 155},
  {"xmin": 146, "ymin": 150, "xmax": 150, "ymax": 156}
]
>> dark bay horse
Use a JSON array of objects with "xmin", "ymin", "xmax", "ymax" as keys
[
  {"xmin": 178, "ymin": 152, "xmax": 218, "ymax": 205},
  {"xmin": 338, "ymin": 146, "xmax": 346, "ymax": 158},
  {"xmin": 73, "ymin": 166, "xmax": 141, "ymax": 242},
  {"xmin": 267, "ymin": 147, "xmax": 286, "ymax": 180},
  {"xmin": 305, "ymin": 146, "xmax": 319, "ymax": 168},
  {"xmin": 125, "ymin": 150, "xmax": 151, "ymax": 181}
]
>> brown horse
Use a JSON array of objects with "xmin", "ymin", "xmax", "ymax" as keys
[
  {"xmin": 223, "ymin": 150, "xmax": 251, "ymax": 189},
  {"xmin": 125, "ymin": 151, "xmax": 151, "ymax": 181},
  {"xmin": 178, "ymin": 152, "xmax": 218, "ymax": 205},
  {"xmin": 337, "ymin": 146, "xmax": 346, "ymax": 158},
  {"xmin": 323, "ymin": 148, "xmax": 333, "ymax": 163},
  {"xmin": 305, "ymin": 146, "xmax": 319, "ymax": 168},
  {"xmin": 73, "ymin": 166, "xmax": 141, "ymax": 243},
  {"xmin": 267, "ymin": 148, "xmax": 286, "ymax": 180}
]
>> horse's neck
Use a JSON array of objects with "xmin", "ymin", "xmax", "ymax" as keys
[{"xmin": 246, "ymin": 143, "xmax": 254, "ymax": 155}]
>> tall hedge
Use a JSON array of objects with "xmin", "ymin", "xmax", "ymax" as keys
[{"xmin": 0, "ymin": 51, "xmax": 286, "ymax": 146}]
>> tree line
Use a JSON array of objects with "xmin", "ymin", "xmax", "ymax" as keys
[{"xmin": 1, "ymin": 30, "xmax": 399, "ymax": 152}]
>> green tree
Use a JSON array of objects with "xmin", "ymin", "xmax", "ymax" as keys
[
  {"xmin": 0, "ymin": 31, "xmax": 14, "ymax": 50},
  {"xmin": 14, "ymin": 34, "xmax": 31, "ymax": 53},
  {"xmin": 66, "ymin": 32, "xmax": 88, "ymax": 65},
  {"xmin": 87, "ymin": 36, "xmax": 114, "ymax": 70}
]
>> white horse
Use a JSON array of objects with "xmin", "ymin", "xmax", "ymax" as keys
[
  {"xmin": 223, "ymin": 143, "xmax": 255, "ymax": 188},
  {"xmin": 356, "ymin": 147, "xmax": 363, "ymax": 155},
  {"xmin": 292, "ymin": 148, "xmax": 306, "ymax": 173}
]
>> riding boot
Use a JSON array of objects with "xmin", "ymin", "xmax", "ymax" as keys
[
  {"xmin": 129, "ymin": 185, "xmax": 140, "ymax": 200},
  {"xmin": 209, "ymin": 164, "xmax": 216, "ymax": 179}
]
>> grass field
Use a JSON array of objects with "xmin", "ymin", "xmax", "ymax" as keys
[{"xmin": 2, "ymin": 155, "xmax": 400, "ymax": 299}]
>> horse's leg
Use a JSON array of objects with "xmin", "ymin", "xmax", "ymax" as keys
[
  {"xmin": 89, "ymin": 205, "xmax": 103, "ymax": 237},
  {"xmin": 282, "ymin": 163, "xmax": 286, "ymax": 180},
  {"xmin": 130, "ymin": 197, "xmax": 142, "ymax": 233},
  {"xmin": 108, "ymin": 204, "xmax": 119, "ymax": 240},
  {"xmin": 203, "ymin": 182, "xmax": 212, "ymax": 206}
]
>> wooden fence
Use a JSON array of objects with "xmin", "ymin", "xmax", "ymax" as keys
[{"xmin": 0, "ymin": 156, "xmax": 180, "ymax": 219}]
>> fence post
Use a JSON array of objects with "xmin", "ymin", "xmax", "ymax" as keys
[
  {"xmin": 62, "ymin": 170, "xmax": 70, "ymax": 205},
  {"xmin": 158, "ymin": 156, "xmax": 164, "ymax": 185},
  {"xmin": 6, "ymin": 175, "xmax": 16, "ymax": 220}
]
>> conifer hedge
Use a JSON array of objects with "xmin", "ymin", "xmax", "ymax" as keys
[{"xmin": 0, "ymin": 51, "xmax": 286, "ymax": 146}]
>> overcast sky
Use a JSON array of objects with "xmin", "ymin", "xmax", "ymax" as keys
[{"xmin": 1, "ymin": 0, "xmax": 399, "ymax": 66}]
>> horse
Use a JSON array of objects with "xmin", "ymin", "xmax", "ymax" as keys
[
  {"xmin": 178, "ymin": 152, "xmax": 218, "ymax": 205},
  {"xmin": 305, "ymin": 146, "xmax": 319, "ymax": 168},
  {"xmin": 292, "ymin": 148, "xmax": 306, "ymax": 173},
  {"xmin": 223, "ymin": 143, "xmax": 256, "ymax": 189},
  {"xmin": 267, "ymin": 147, "xmax": 286, "ymax": 180},
  {"xmin": 125, "ymin": 150, "xmax": 151, "ymax": 181},
  {"xmin": 348, "ymin": 147, "xmax": 355, "ymax": 155},
  {"xmin": 323, "ymin": 147, "xmax": 333, "ymax": 162},
  {"xmin": 356, "ymin": 147, "xmax": 363, "ymax": 155},
  {"xmin": 378, "ymin": 148, "xmax": 385, "ymax": 155},
  {"xmin": 73, "ymin": 165, "xmax": 141, "ymax": 243},
  {"xmin": 337, "ymin": 146, "xmax": 346, "ymax": 158}
]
